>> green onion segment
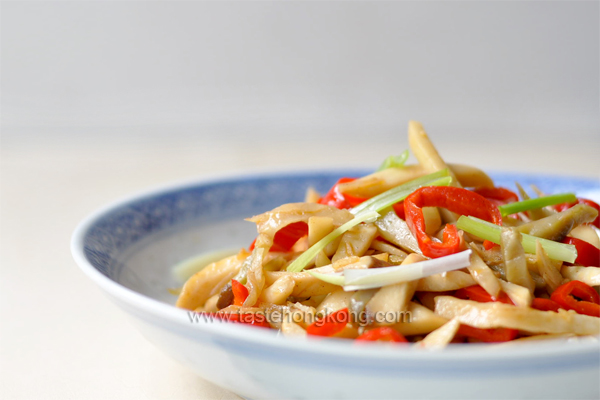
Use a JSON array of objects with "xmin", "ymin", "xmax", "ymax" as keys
[
  {"xmin": 377, "ymin": 150, "xmax": 410, "ymax": 171},
  {"xmin": 308, "ymin": 250, "xmax": 473, "ymax": 291},
  {"xmin": 498, "ymin": 193, "xmax": 577, "ymax": 217},
  {"xmin": 343, "ymin": 249, "xmax": 472, "ymax": 291},
  {"xmin": 305, "ymin": 270, "xmax": 345, "ymax": 286},
  {"xmin": 456, "ymin": 216, "xmax": 577, "ymax": 263}
]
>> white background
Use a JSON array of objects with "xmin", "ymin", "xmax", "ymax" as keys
[
  {"xmin": 3, "ymin": 2, "xmax": 598, "ymax": 152},
  {"xmin": 1, "ymin": 2, "xmax": 599, "ymax": 400}
]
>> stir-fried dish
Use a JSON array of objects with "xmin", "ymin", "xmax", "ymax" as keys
[{"xmin": 175, "ymin": 121, "xmax": 600, "ymax": 347}]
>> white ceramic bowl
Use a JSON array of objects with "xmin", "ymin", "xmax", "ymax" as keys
[{"xmin": 72, "ymin": 169, "xmax": 600, "ymax": 400}]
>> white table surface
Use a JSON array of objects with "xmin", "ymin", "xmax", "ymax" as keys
[{"xmin": 1, "ymin": 134, "xmax": 599, "ymax": 400}]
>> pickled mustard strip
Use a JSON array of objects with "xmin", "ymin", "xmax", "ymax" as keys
[
  {"xmin": 418, "ymin": 318, "xmax": 461, "ymax": 349},
  {"xmin": 434, "ymin": 296, "xmax": 600, "ymax": 335},
  {"xmin": 465, "ymin": 244, "xmax": 501, "ymax": 298}
]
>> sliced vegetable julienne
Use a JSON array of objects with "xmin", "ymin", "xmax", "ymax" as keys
[
  {"xmin": 456, "ymin": 216, "xmax": 577, "ymax": 263},
  {"xmin": 350, "ymin": 170, "xmax": 452, "ymax": 215},
  {"xmin": 498, "ymin": 279, "xmax": 532, "ymax": 308},
  {"xmin": 417, "ymin": 318, "xmax": 461, "ymax": 349},
  {"xmin": 308, "ymin": 250, "xmax": 472, "ymax": 291},
  {"xmin": 306, "ymin": 270, "xmax": 345, "ymax": 286},
  {"xmin": 415, "ymin": 271, "xmax": 475, "ymax": 291},
  {"xmin": 286, "ymin": 211, "xmax": 380, "ymax": 272},
  {"xmin": 434, "ymin": 296, "xmax": 600, "ymax": 335},
  {"xmin": 177, "ymin": 254, "xmax": 246, "ymax": 311},
  {"xmin": 264, "ymin": 269, "xmax": 341, "ymax": 297},
  {"xmin": 343, "ymin": 250, "xmax": 471, "ymax": 291},
  {"xmin": 374, "ymin": 209, "xmax": 421, "ymax": 254},
  {"xmin": 517, "ymin": 204, "xmax": 598, "ymax": 242},
  {"xmin": 465, "ymin": 243, "xmax": 501, "ymax": 298},
  {"xmin": 377, "ymin": 150, "xmax": 409, "ymax": 171},
  {"xmin": 562, "ymin": 266, "xmax": 600, "ymax": 287},
  {"xmin": 498, "ymin": 193, "xmax": 577, "ymax": 217}
]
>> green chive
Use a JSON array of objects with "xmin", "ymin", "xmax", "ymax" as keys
[
  {"xmin": 498, "ymin": 193, "xmax": 577, "ymax": 217},
  {"xmin": 377, "ymin": 150, "xmax": 410, "ymax": 171},
  {"xmin": 456, "ymin": 216, "xmax": 577, "ymax": 263}
]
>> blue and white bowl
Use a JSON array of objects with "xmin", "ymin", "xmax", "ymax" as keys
[{"xmin": 72, "ymin": 169, "xmax": 600, "ymax": 400}]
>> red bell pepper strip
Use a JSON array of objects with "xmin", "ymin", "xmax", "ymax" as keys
[
  {"xmin": 249, "ymin": 221, "xmax": 309, "ymax": 252},
  {"xmin": 270, "ymin": 221, "xmax": 309, "ymax": 252},
  {"xmin": 561, "ymin": 237, "xmax": 600, "ymax": 268},
  {"xmin": 555, "ymin": 198, "xmax": 600, "ymax": 228},
  {"xmin": 473, "ymin": 187, "xmax": 521, "ymax": 230},
  {"xmin": 483, "ymin": 240, "xmax": 498, "ymax": 251},
  {"xmin": 231, "ymin": 279, "xmax": 249, "ymax": 306},
  {"xmin": 248, "ymin": 238, "xmax": 257, "ymax": 251},
  {"xmin": 473, "ymin": 187, "xmax": 519, "ymax": 206},
  {"xmin": 209, "ymin": 312, "xmax": 271, "ymax": 328},
  {"xmin": 550, "ymin": 280, "xmax": 600, "ymax": 317},
  {"xmin": 455, "ymin": 285, "xmax": 514, "ymax": 305},
  {"xmin": 392, "ymin": 201, "xmax": 406, "ymax": 220},
  {"xmin": 404, "ymin": 186, "xmax": 503, "ymax": 258},
  {"xmin": 355, "ymin": 327, "xmax": 408, "ymax": 343},
  {"xmin": 306, "ymin": 308, "xmax": 350, "ymax": 337},
  {"xmin": 457, "ymin": 324, "xmax": 518, "ymax": 342},
  {"xmin": 531, "ymin": 298, "xmax": 562, "ymax": 312},
  {"xmin": 318, "ymin": 178, "xmax": 367, "ymax": 209}
]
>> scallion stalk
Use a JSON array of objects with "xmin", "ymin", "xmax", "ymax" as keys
[
  {"xmin": 342, "ymin": 250, "xmax": 472, "ymax": 291},
  {"xmin": 456, "ymin": 216, "xmax": 577, "ymax": 263},
  {"xmin": 498, "ymin": 193, "xmax": 577, "ymax": 217},
  {"xmin": 377, "ymin": 150, "xmax": 409, "ymax": 171},
  {"xmin": 306, "ymin": 250, "xmax": 473, "ymax": 291}
]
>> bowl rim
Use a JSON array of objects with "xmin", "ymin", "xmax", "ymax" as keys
[{"xmin": 71, "ymin": 167, "xmax": 600, "ymax": 365}]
